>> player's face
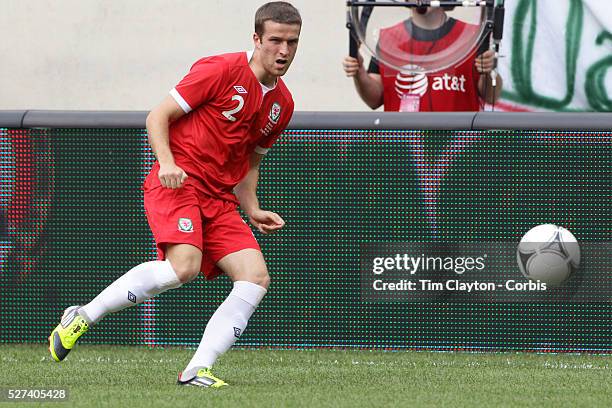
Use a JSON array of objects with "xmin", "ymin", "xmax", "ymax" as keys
[{"xmin": 254, "ymin": 21, "xmax": 301, "ymax": 78}]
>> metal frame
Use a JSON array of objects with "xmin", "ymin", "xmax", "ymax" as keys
[
  {"xmin": 346, "ymin": 1, "xmax": 493, "ymax": 7},
  {"xmin": 0, "ymin": 110, "xmax": 611, "ymax": 131}
]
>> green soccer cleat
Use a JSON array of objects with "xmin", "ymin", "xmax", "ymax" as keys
[
  {"xmin": 177, "ymin": 368, "xmax": 229, "ymax": 388},
  {"xmin": 48, "ymin": 306, "xmax": 89, "ymax": 362}
]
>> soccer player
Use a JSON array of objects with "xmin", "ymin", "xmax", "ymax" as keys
[
  {"xmin": 343, "ymin": 6, "xmax": 502, "ymax": 111},
  {"xmin": 49, "ymin": 1, "xmax": 301, "ymax": 388}
]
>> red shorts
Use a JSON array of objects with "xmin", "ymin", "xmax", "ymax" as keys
[{"xmin": 143, "ymin": 170, "xmax": 260, "ymax": 280}]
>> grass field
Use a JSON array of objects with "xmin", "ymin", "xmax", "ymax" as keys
[{"xmin": 1, "ymin": 344, "xmax": 612, "ymax": 407}]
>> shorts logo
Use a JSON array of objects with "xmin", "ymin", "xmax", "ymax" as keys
[
  {"xmin": 233, "ymin": 85, "xmax": 248, "ymax": 94},
  {"xmin": 233, "ymin": 327, "xmax": 242, "ymax": 338},
  {"xmin": 178, "ymin": 218, "xmax": 194, "ymax": 233},
  {"xmin": 269, "ymin": 102, "xmax": 281, "ymax": 123}
]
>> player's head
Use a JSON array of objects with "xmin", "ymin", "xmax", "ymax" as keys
[
  {"xmin": 253, "ymin": 2, "xmax": 302, "ymax": 78},
  {"xmin": 255, "ymin": 1, "xmax": 302, "ymax": 38}
]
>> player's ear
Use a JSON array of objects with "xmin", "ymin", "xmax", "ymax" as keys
[{"xmin": 253, "ymin": 32, "xmax": 262, "ymax": 49}]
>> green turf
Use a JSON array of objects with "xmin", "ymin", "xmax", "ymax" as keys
[{"xmin": 1, "ymin": 344, "xmax": 612, "ymax": 407}]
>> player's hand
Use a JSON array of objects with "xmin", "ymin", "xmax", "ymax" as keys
[
  {"xmin": 158, "ymin": 163, "xmax": 188, "ymax": 189},
  {"xmin": 475, "ymin": 50, "xmax": 496, "ymax": 74},
  {"xmin": 343, "ymin": 54, "xmax": 364, "ymax": 77},
  {"xmin": 249, "ymin": 210, "xmax": 285, "ymax": 235}
]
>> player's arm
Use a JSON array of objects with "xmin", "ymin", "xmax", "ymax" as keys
[
  {"xmin": 145, "ymin": 95, "xmax": 188, "ymax": 189},
  {"xmin": 475, "ymin": 50, "xmax": 503, "ymax": 104},
  {"xmin": 343, "ymin": 54, "xmax": 384, "ymax": 109},
  {"xmin": 234, "ymin": 152, "xmax": 285, "ymax": 235}
]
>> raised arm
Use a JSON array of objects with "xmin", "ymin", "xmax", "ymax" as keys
[{"xmin": 343, "ymin": 53, "xmax": 384, "ymax": 110}]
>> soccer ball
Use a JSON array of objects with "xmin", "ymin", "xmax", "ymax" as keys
[{"xmin": 516, "ymin": 224, "xmax": 581, "ymax": 286}]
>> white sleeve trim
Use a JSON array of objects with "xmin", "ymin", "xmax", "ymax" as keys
[
  {"xmin": 254, "ymin": 146, "xmax": 270, "ymax": 155},
  {"xmin": 170, "ymin": 88, "xmax": 192, "ymax": 113}
]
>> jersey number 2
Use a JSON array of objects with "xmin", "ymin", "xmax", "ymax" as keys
[{"xmin": 222, "ymin": 95, "xmax": 245, "ymax": 122}]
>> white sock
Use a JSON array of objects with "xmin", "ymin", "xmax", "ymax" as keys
[
  {"xmin": 182, "ymin": 281, "xmax": 267, "ymax": 378},
  {"xmin": 79, "ymin": 260, "xmax": 182, "ymax": 325}
]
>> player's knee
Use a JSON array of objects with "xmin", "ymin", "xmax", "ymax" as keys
[
  {"xmin": 221, "ymin": 249, "xmax": 271, "ymax": 289},
  {"xmin": 168, "ymin": 259, "xmax": 200, "ymax": 283},
  {"xmin": 166, "ymin": 245, "xmax": 202, "ymax": 283},
  {"xmin": 175, "ymin": 265, "xmax": 200, "ymax": 284},
  {"xmin": 250, "ymin": 268, "xmax": 271, "ymax": 290},
  {"xmin": 232, "ymin": 266, "xmax": 271, "ymax": 289}
]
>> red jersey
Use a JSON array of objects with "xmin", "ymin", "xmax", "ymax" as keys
[
  {"xmin": 164, "ymin": 51, "xmax": 294, "ymax": 203},
  {"xmin": 373, "ymin": 18, "xmax": 482, "ymax": 112}
]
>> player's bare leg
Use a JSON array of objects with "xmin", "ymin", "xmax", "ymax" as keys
[
  {"xmin": 179, "ymin": 249, "xmax": 269, "ymax": 387},
  {"xmin": 217, "ymin": 248, "xmax": 271, "ymax": 289},
  {"xmin": 165, "ymin": 243, "xmax": 203, "ymax": 284}
]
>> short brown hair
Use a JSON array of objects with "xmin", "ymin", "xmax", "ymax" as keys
[{"xmin": 255, "ymin": 2, "xmax": 302, "ymax": 37}]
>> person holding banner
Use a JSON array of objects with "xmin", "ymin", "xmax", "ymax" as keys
[{"xmin": 343, "ymin": 6, "xmax": 502, "ymax": 111}]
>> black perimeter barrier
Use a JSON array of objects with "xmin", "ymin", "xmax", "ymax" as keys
[{"xmin": 1, "ymin": 111, "xmax": 611, "ymax": 351}]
